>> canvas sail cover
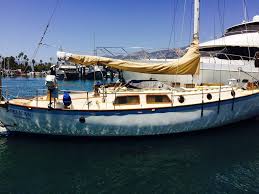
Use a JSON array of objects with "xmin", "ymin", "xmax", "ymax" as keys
[{"xmin": 57, "ymin": 38, "xmax": 200, "ymax": 75}]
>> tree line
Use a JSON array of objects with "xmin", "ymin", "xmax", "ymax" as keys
[{"xmin": 0, "ymin": 52, "xmax": 52, "ymax": 72}]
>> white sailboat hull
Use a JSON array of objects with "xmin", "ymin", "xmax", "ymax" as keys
[{"xmin": 0, "ymin": 93, "xmax": 259, "ymax": 136}]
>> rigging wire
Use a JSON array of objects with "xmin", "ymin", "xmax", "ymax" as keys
[
  {"xmin": 240, "ymin": 0, "xmax": 254, "ymax": 82},
  {"xmin": 23, "ymin": 0, "xmax": 61, "ymax": 73},
  {"xmin": 213, "ymin": 16, "xmax": 216, "ymax": 83},
  {"xmin": 242, "ymin": 0, "xmax": 249, "ymax": 22},
  {"xmin": 180, "ymin": 0, "xmax": 187, "ymax": 46},
  {"xmin": 167, "ymin": 0, "xmax": 179, "ymax": 84},
  {"xmin": 32, "ymin": 0, "xmax": 60, "ymax": 60},
  {"xmin": 217, "ymin": 0, "xmax": 225, "ymax": 36},
  {"xmin": 176, "ymin": 0, "xmax": 188, "ymax": 84},
  {"xmin": 217, "ymin": 0, "xmax": 233, "ymax": 80},
  {"xmin": 217, "ymin": 0, "xmax": 226, "ymax": 42},
  {"xmin": 216, "ymin": 0, "xmax": 225, "ymax": 113},
  {"xmin": 168, "ymin": 0, "xmax": 179, "ymax": 49},
  {"xmin": 242, "ymin": 0, "xmax": 251, "ymax": 62}
]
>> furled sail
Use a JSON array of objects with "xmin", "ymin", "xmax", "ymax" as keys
[{"xmin": 57, "ymin": 38, "xmax": 200, "ymax": 75}]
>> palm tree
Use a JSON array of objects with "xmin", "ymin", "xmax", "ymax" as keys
[
  {"xmin": 32, "ymin": 59, "xmax": 35, "ymax": 72},
  {"xmin": 0, "ymin": 56, "xmax": 2, "ymax": 98},
  {"xmin": 23, "ymin": 55, "xmax": 28, "ymax": 61},
  {"xmin": 0, "ymin": 56, "xmax": 3, "ymax": 72},
  {"xmin": 18, "ymin": 52, "xmax": 24, "ymax": 59},
  {"xmin": 25, "ymin": 58, "xmax": 29, "ymax": 66},
  {"xmin": 18, "ymin": 52, "xmax": 24, "ymax": 65}
]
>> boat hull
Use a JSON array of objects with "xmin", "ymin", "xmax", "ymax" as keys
[
  {"xmin": 86, "ymin": 71, "xmax": 106, "ymax": 80},
  {"xmin": 0, "ymin": 94, "xmax": 259, "ymax": 136},
  {"xmin": 65, "ymin": 72, "xmax": 80, "ymax": 80}
]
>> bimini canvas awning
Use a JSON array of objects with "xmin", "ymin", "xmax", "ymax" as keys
[{"xmin": 57, "ymin": 38, "xmax": 200, "ymax": 75}]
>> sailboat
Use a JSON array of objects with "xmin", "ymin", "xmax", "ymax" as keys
[
  {"xmin": 124, "ymin": 12, "xmax": 259, "ymax": 84},
  {"xmin": 0, "ymin": 0, "xmax": 259, "ymax": 136}
]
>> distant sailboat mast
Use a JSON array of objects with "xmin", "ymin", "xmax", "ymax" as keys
[{"xmin": 193, "ymin": 0, "xmax": 200, "ymax": 40}]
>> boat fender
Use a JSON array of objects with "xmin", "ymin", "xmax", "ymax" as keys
[
  {"xmin": 231, "ymin": 90, "xmax": 235, "ymax": 97},
  {"xmin": 63, "ymin": 92, "xmax": 72, "ymax": 107},
  {"xmin": 231, "ymin": 90, "xmax": 235, "ymax": 111},
  {"xmin": 79, "ymin": 117, "xmax": 85, "ymax": 123}
]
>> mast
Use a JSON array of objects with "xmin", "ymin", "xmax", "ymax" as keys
[
  {"xmin": 93, "ymin": 32, "xmax": 97, "ymax": 56},
  {"xmin": 193, "ymin": 0, "xmax": 200, "ymax": 40}
]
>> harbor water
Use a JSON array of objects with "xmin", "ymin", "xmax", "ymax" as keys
[{"xmin": 0, "ymin": 77, "xmax": 259, "ymax": 193}]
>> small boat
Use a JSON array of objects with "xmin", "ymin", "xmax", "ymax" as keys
[
  {"xmin": 55, "ymin": 69, "xmax": 65, "ymax": 80},
  {"xmin": 85, "ymin": 65, "xmax": 106, "ymax": 80},
  {"xmin": 56, "ymin": 62, "xmax": 80, "ymax": 80},
  {"xmin": 0, "ymin": 0, "xmax": 259, "ymax": 136}
]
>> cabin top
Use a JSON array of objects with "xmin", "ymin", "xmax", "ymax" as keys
[{"xmin": 225, "ymin": 16, "xmax": 259, "ymax": 36}]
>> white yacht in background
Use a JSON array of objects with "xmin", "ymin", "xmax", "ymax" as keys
[
  {"xmin": 85, "ymin": 65, "xmax": 106, "ymax": 80},
  {"xmin": 56, "ymin": 62, "xmax": 80, "ymax": 80},
  {"xmin": 124, "ymin": 15, "xmax": 259, "ymax": 84}
]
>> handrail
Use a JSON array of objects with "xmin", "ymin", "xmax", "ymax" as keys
[
  {"xmin": 225, "ymin": 29, "xmax": 259, "ymax": 36},
  {"xmin": 200, "ymin": 51, "xmax": 256, "ymax": 61}
]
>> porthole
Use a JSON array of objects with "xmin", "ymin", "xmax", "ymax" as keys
[
  {"xmin": 207, "ymin": 93, "xmax": 212, "ymax": 100},
  {"xmin": 178, "ymin": 95, "xmax": 185, "ymax": 103},
  {"xmin": 231, "ymin": 90, "xmax": 236, "ymax": 97}
]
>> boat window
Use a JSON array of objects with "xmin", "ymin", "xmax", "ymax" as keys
[
  {"xmin": 114, "ymin": 96, "xmax": 140, "ymax": 105},
  {"xmin": 231, "ymin": 90, "xmax": 236, "ymax": 97},
  {"xmin": 225, "ymin": 22, "xmax": 259, "ymax": 36},
  {"xmin": 200, "ymin": 46, "xmax": 259, "ymax": 60},
  {"xmin": 146, "ymin": 95, "xmax": 171, "ymax": 104}
]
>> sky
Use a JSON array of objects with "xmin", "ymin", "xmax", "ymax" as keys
[{"xmin": 0, "ymin": 0, "xmax": 258, "ymax": 62}]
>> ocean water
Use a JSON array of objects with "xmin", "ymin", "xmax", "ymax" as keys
[
  {"xmin": 2, "ymin": 77, "xmax": 96, "ymax": 99},
  {"xmin": 0, "ymin": 77, "xmax": 259, "ymax": 193}
]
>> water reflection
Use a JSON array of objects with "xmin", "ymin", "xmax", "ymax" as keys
[
  {"xmin": 0, "ymin": 119, "xmax": 259, "ymax": 193},
  {"xmin": 1, "ymin": 77, "xmax": 259, "ymax": 193}
]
